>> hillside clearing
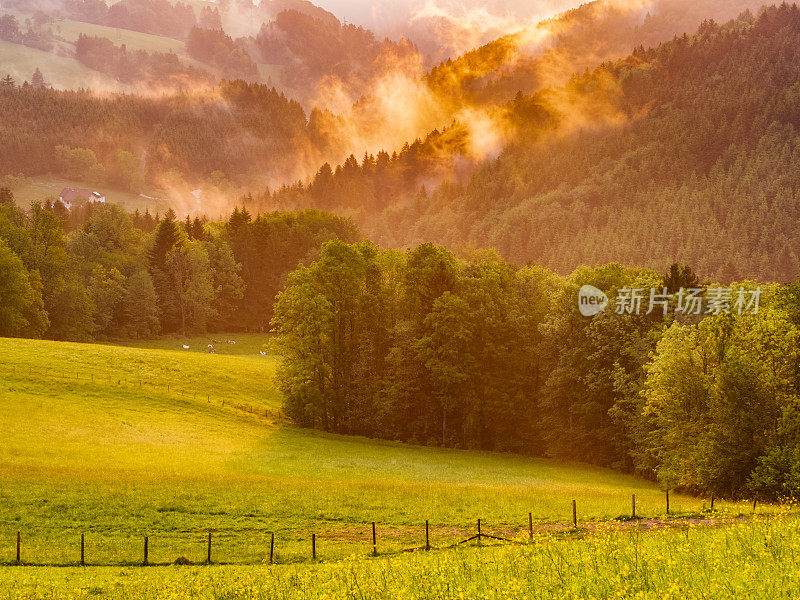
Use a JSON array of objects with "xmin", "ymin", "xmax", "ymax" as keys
[{"xmin": 4, "ymin": 175, "xmax": 168, "ymax": 213}]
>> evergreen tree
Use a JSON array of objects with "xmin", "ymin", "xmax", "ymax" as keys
[
  {"xmin": 0, "ymin": 187, "xmax": 13, "ymax": 205},
  {"xmin": 31, "ymin": 67, "xmax": 45, "ymax": 89}
]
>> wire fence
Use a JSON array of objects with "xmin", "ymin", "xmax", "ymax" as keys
[
  {"xmin": 1, "ymin": 364, "xmax": 281, "ymax": 422},
  {"xmin": 1, "ymin": 500, "xmax": 776, "ymax": 568}
]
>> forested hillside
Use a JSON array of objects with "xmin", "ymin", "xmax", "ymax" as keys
[
  {"xmin": 0, "ymin": 80, "xmax": 313, "ymax": 188},
  {"xmin": 277, "ymin": 5, "xmax": 800, "ymax": 283},
  {"xmin": 424, "ymin": 0, "xmax": 767, "ymax": 104},
  {"xmin": 253, "ymin": 8, "xmax": 420, "ymax": 104}
]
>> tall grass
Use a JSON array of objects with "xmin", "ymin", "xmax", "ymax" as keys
[{"xmin": 1, "ymin": 515, "xmax": 798, "ymax": 599}]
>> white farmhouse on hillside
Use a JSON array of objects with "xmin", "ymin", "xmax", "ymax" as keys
[{"xmin": 58, "ymin": 189, "xmax": 107, "ymax": 211}]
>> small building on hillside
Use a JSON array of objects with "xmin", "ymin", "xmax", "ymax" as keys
[{"xmin": 58, "ymin": 189, "xmax": 106, "ymax": 211}]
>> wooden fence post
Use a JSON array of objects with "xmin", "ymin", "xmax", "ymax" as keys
[
  {"xmin": 632, "ymin": 494, "xmax": 636, "ymax": 518},
  {"xmin": 710, "ymin": 494, "xmax": 714, "ymax": 511},
  {"xmin": 425, "ymin": 521, "xmax": 430, "ymax": 551},
  {"xmin": 312, "ymin": 533, "xmax": 316, "ymax": 560},
  {"xmin": 753, "ymin": 498, "xmax": 757, "ymax": 512},
  {"xmin": 372, "ymin": 522, "xmax": 377, "ymax": 556},
  {"xmin": 269, "ymin": 533, "xmax": 274, "ymax": 564},
  {"xmin": 81, "ymin": 533, "xmax": 85, "ymax": 566},
  {"xmin": 16, "ymin": 531, "xmax": 20, "ymax": 564},
  {"xmin": 143, "ymin": 536, "xmax": 148, "ymax": 566},
  {"xmin": 572, "ymin": 500, "xmax": 577, "ymax": 527},
  {"xmin": 207, "ymin": 531, "xmax": 212, "ymax": 564},
  {"xmin": 528, "ymin": 512, "xmax": 533, "ymax": 538},
  {"xmin": 666, "ymin": 490, "xmax": 670, "ymax": 515},
  {"xmin": 477, "ymin": 519, "xmax": 482, "ymax": 546}
]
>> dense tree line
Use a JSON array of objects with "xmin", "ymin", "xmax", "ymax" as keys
[
  {"xmin": 0, "ymin": 80, "xmax": 314, "ymax": 187},
  {"xmin": 75, "ymin": 34, "xmax": 214, "ymax": 87},
  {"xmin": 0, "ymin": 188, "xmax": 359, "ymax": 339},
  {"xmin": 254, "ymin": 9, "xmax": 419, "ymax": 103},
  {"xmin": 272, "ymin": 240, "xmax": 800, "ymax": 500},
  {"xmin": 186, "ymin": 27, "xmax": 259, "ymax": 81},
  {"xmin": 0, "ymin": 13, "xmax": 55, "ymax": 51},
  {"xmin": 424, "ymin": 0, "xmax": 766, "ymax": 105},
  {"xmin": 225, "ymin": 206, "xmax": 359, "ymax": 331}
]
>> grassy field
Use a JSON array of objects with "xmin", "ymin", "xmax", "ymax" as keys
[
  {"xmin": 1, "ymin": 515, "xmax": 798, "ymax": 599},
  {"xmin": 0, "ymin": 337, "xmax": 763, "ymax": 567},
  {"xmin": 1, "ymin": 8, "xmax": 184, "ymax": 54},
  {"xmin": 0, "ymin": 336, "xmax": 782, "ymax": 597},
  {"xmin": 0, "ymin": 40, "xmax": 124, "ymax": 92},
  {"xmin": 4, "ymin": 175, "xmax": 169, "ymax": 213},
  {"xmin": 119, "ymin": 333, "xmax": 271, "ymax": 356},
  {"xmin": 54, "ymin": 18, "xmax": 184, "ymax": 54}
]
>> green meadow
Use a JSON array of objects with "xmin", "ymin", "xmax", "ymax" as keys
[
  {"xmin": 2, "ymin": 8, "xmax": 183, "ymax": 55},
  {"xmin": 0, "ymin": 337, "xmax": 763, "ymax": 571},
  {"xmin": 53, "ymin": 18, "xmax": 185, "ymax": 54},
  {"xmin": 0, "ymin": 41, "xmax": 124, "ymax": 91},
  {"xmin": 3, "ymin": 175, "xmax": 168, "ymax": 214},
  {"xmin": 120, "ymin": 333, "xmax": 271, "ymax": 356},
  {"xmin": 1, "ymin": 516, "xmax": 798, "ymax": 599}
]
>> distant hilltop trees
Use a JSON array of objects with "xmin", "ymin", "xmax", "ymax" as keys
[{"xmin": 62, "ymin": 0, "xmax": 197, "ymax": 40}]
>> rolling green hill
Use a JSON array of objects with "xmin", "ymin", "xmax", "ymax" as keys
[
  {"xmin": 0, "ymin": 337, "xmax": 752, "ymax": 567},
  {"xmin": 120, "ymin": 332, "xmax": 271, "ymax": 356},
  {"xmin": 1, "ymin": 7, "xmax": 185, "ymax": 55},
  {"xmin": 54, "ymin": 17, "xmax": 185, "ymax": 54},
  {"xmin": 0, "ymin": 40, "xmax": 125, "ymax": 91}
]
